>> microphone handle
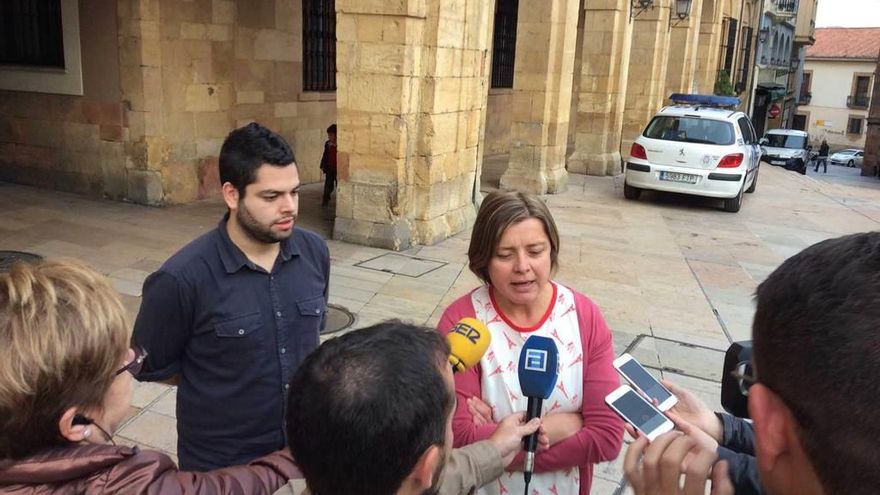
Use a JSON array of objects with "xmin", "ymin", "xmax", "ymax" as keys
[{"xmin": 523, "ymin": 397, "xmax": 543, "ymax": 453}]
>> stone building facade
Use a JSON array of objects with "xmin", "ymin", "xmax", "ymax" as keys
[{"xmin": 0, "ymin": 0, "xmax": 751, "ymax": 248}]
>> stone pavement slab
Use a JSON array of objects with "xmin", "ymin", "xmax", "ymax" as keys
[{"xmin": 2, "ymin": 162, "xmax": 878, "ymax": 492}]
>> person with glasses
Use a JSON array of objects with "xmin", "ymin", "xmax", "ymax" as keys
[
  {"xmin": 624, "ymin": 232, "xmax": 880, "ymax": 495},
  {"xmin": 0, "ymin": 259, "xmax": 301, "ymax": 494}
]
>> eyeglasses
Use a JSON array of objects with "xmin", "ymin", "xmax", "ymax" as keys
[{"xmin": 115, "ymin": 345, "xmax": 148, "ymax": 377}]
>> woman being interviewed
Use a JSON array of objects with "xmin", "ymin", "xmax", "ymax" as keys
[
  {"xmin": 438, "ymin": 190, "xmax": 624, "ymax": 495},
  {"xmin": 0, "ymin": 259, "xmax": 298, "ymax": 494}
]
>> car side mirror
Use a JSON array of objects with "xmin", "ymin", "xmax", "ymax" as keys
[
  {"xmin": 758, "ymin": 138, "xmax": 768, "ymax": 146},
  {"xmin": 807, "ymin": 145, "xmax": 813, "ymax": 151},
  {"xmin": 721, "ymin": 341, "xmax": 753, "ymax": 418}
]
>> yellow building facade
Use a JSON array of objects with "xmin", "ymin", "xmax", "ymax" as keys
[{"xmin": 0, "ymin": 0, "xmax": 756, "ymax": 248}]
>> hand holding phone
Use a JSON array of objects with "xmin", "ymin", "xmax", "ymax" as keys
[
  {"xmin": 605, "ymin": 385, "xmax": 674, "ymax": 442},
  {"xmin": 613, "ymin": 353, "xmax": 678, "ymax": 410}
]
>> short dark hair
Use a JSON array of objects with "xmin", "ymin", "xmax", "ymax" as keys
[
  {"xmin": 286, "ymin": 321, "xmax": 453, "ymax": 495},
  {"xmin": 468, "ymin": 190, "xmax": 560, "ymax": 284},
  {"xmin": 753, "ymin": 232, "xmax": 880, "ymax": 495},
  {"xmin": 219, "ymin": 122, "xmax": 296, "ymax": 196},
  {"xmin": 327, "ymin": 123, "xmax": 337, "ymax": 134}
]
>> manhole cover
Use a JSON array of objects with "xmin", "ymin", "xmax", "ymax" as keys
[
  {"xmin": 322, "ymin": 303, "xmax": 354, "ymax": 335},
  {"xmin": 0, "ymin": 251, "xmax": 43, "ymax": 273},
  {"xmin": 355, "ymin": 253, "xmax": 447, "ymax": 278}
]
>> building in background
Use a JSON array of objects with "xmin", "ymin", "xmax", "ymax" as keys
[
  {"xmin": 748, "ymin": 0, "xmax": 816, "ymax": 137},
  {"xmin": 0, "ymin": 0, "xmax": 761, "ymax": 248},
  {"xmin": 796, "ymin": 28, "xmax": 880, "ymax": 150}
]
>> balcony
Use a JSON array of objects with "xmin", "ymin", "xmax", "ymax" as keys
[
  {"xmin": 798, "ymin": 91, "xmax": 811, "ymax": 105},
  {"xmin": 847, "ymin": 94, "xmax": 870, "ymax": 109},
  {"xmin": 769, "ymin": 0, "xmax": 797, "ymax": 18}
]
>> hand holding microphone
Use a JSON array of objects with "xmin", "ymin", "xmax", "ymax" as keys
[{"xmin": 517, "ymin": 335, "xmax": 560, "ymax": 492}]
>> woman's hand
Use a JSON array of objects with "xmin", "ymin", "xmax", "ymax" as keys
[
  {"xmin": 467, "ymin": 396, "xmax": 494, "ymax": 426},
  {"xmin": 663, "ymin": 380, "xmax": 724, "ymax": 444},
  {"xmin": 541, "ymin": 412, "xmax": 583, "ymax": 446}
]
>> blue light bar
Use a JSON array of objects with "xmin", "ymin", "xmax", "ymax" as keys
[{"xmin": 669, "ymin": 93, "xmax": 740, "ymax": 108}]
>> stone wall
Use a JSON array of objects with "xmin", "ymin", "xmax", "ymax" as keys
[
  {"xmin": 0, "ymin": 0, "xmax": 127, "ymax": 198},
  {"xmin": 484, "ymin": 89, "xmax": 513, "ymax": 155}
]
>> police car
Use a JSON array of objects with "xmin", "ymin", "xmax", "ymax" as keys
[{"xmin": 623, "ymin": 94, "xmax": 762, "ymax": 213}]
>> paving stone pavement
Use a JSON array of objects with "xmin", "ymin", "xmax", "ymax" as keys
[{"xmin": 1, "ymin": 161, "xmax": 877, "ymax": 493}]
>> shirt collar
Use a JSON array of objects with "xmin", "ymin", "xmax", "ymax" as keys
[{"xmin": 217, "ymin": 212, "xmax": 300, "ymax": 274}]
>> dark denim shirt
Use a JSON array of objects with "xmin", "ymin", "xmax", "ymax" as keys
[{"xmin": 132, "ymin": 215, "xmax": 330, "ymax": 471}]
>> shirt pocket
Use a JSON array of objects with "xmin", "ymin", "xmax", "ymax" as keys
[
  {"xmin": 296, "ymin": 295, "xmax": 325, "ymax": 319},
  {"xmin": 214, "ymin": 312, "xmax": 264, "ymax": 350}
]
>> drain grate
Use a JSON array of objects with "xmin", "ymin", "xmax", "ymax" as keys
[
  {"xmin": 354, "ymin": 253, "xmax": 447, "ymax": 278},
  {"xmin": 0, "ymin": 251, "xmax": 43, "ymax": 273},
  {"xmin": 322, "ymin": 303, "xmax": 355, "ymax": 335}
]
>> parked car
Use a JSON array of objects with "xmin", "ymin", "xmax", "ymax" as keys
[
  {"xmin": 829, "ymin": 149, "xmax": 864, "ymax": 167},
  {"xmin": 623, "ymin": 94, "xmax": 762, "ymax": 213},
  {"xmin": 759, "ymin": 129, "xmax": 810, "ymax": 175}
]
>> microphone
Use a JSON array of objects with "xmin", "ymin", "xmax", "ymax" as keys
[
  {"xmin": 517, "ymin": 335, "xmax": 559, "ymax": 492},
  {"xmin": 447, "ymin": 318, "xmax": 491, "ymax": 373}
]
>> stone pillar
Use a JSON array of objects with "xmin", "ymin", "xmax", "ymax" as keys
[
  {"xmin": 621, "ymin": 0, "xmax": 673, "ymax": 156},
  {"xmin": 567, "ymin": 0, "xmax": 633, "ymax": 176},
  {"xmin": 500, "ymin": 0, "xmax": 581, "ymax": 194},
  {"xmin": 695, "ymin": 0, "xmax": 726, "ymax": 94},
  {"xmin": 118, "ymin": 0, "xmax": 166, "ymax": 205},
  {"xmin": 333, "ymin": 0, "xmax": 494, "ymax": 249},
  {"xmin": 862, "ymin": 52, "xmax": 880, "ymax": 177},
  {"xmin": 665, "ymin": 0, "xmax": 704, "ymax": 94}
]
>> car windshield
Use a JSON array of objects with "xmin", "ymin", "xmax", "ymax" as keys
[
  {"xmin": 765, "ymin": 134, "xmax": 806, "ymax": 149},
  {"xmin": 644, "ymin": 116, "xmax": 734, "ymax": 145},
  {"xmin": 837, "ymin": 150, "xmax": 857, "ymax": 155}
]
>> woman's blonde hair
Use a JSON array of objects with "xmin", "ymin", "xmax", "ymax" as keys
[
  {"xmin": 467, "ymin": 190, "xmax": 560, "ymax": 285},
  {"xmin": 0, "ymin": 259, "xmax": 129, "ymax": 459}
]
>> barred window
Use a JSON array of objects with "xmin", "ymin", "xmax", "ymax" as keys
[
  {"xmin": 302, "ymin": 0, "xmax": 336, "ymax": 92},
  {"xmin": 491, "ymin": 0, "xmax": 519, "ymax": 89},
  {"xmin": 0, "ymin": 0, "xmax": 64, "ymax": 68},
  {"xmin": 847, "ymin": 117, "xmax": 863, "ymax": 135},
  {"xmin": 736, "ymin": 26, "xmax": 753, "ymax": 92},
  {"xmin": 721, "ymin": 18, "xmax": 738, "ymax": 76}
]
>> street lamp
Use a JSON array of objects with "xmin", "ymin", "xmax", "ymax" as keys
[{"xmin": 674, "ymin": 0, "xmax": 692, "ymax": 20}]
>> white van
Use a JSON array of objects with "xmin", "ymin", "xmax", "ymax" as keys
[{"xmin": 760, "ymin": 129, "xmax": 810, "ymax": 174}]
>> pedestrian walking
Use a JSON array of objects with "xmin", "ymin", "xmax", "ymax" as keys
[
  {"xmin": 814, "ymin": 139, "xmax": 829, "ymax": 173},
  {"xmin": 320, "ymin": 124, "xmax": 337, "ymax": 207}
]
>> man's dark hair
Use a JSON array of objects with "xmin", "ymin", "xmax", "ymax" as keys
[
  {"xmin": 327, "ymin": 123, "xmax": 337, "ymax": 134},
  {"xmin": 753, "ymin": 232, "xmax": 880, "ymax": 494},
  {"xmin": 219, "ymin": 122, "xmax": 296, "ymax": 196},
  {"xmin": 286, "ymin": 320, "xmax": 453, "ymax": 495}
]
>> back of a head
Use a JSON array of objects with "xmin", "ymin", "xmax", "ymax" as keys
[
  {"xmin": 219, "ymin": 122, "xmax": 296, "ymax": 195},
  {"xmin": 0, "ymin": 259, "xmax": 128, "ymax": 460},
  {"xmin": 286, "ymin": 321, "xmax": 453, "ymax": 495},
  {"xmin": 753, "ymin": 232, "xmax": 880, "ymax": 494}
]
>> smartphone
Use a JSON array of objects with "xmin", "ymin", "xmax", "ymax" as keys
[
  {"xmin": 605, "ymin": 385, "xmax": 675, "ymax": 441},
  {"xmin": 613, "ymin": 353, "xmax": 678, "ymax": 411}
]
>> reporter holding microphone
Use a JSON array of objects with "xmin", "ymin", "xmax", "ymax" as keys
[{"xmin": 438, "ymin": 190, "xmax": 624, "ymax": 495}]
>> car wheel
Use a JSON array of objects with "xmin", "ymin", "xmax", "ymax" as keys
[
  {"xmin": 745, "ymin": 168, "xmax": 758, "ymax": 193},
  {"xmin": 624, "ymin": 181, "xmax": 641, "ymax": 200},
  {"xmin": 724, "ymin": 183, "xmax": 744, "ymax": 213},
  {"xmin": 848, "ymin": 160, "xmax": 854, "ymax": 167},
  {"xmin": 797, "ymin": 159, "xmax": 806, "ymax": 175}
]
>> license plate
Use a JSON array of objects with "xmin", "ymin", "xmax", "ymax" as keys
[
  {"xmin": 659, "ymin": 171, "xmax": 698, "ymax": 184},
  {"xmin": 771, "ymin": 160, "xmax": 785, "ymax": 165}
]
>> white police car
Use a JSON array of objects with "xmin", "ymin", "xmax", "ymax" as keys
[{"xmin": 623, "ymin": 94, "xmax": 762, "ymax": 213}]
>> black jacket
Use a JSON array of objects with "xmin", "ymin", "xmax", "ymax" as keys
[{"xmin": 716, "ymin": 413, "xmax": 764, "ymax": 495}]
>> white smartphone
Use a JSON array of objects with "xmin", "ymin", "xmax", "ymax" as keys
[
  {"xmin": 613, "ymin": 353, "xmax": 678, "ymax": 411},
  {"xmin": 605, "ymin": 385, "xmax": 675, "ymax": 441}
]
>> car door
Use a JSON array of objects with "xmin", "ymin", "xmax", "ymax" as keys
[{"xmin": 737, "ymin": 116, "xmax": 760, "ymax": 178}]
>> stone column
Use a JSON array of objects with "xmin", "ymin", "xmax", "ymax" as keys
[
  {"xmin": 567, "ymin": 0, "xmax": 633, "ymax": 176},
  {"xmin": 665, "ymin": 0, "xmax": 704, "ymax": 94},
  {"xmin": 695, "ymin": 0, "xmax": 726, "ymax": 94},
  {"xmin": 500, "ymin": 0, "xmax": 581, "ymax": 194},
  {"xmin": 333, "ymin": 0, "xmax": 494, "ymax": 249},
  {"xmin": 621, "ymin": 0, "xmax": 673, "ymax": 155},
  {"xmin": 862, "ymin": 51, "xmax": 880, "ymax": 177}
]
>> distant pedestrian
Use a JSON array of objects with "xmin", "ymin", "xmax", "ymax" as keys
[
  {"xmin": 814, "ymin": 139, "xmax": 829, "ymax": 173},
  {"xmin": 320, "ymin": 124, "xmax": 337, "ymax": 207}
]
